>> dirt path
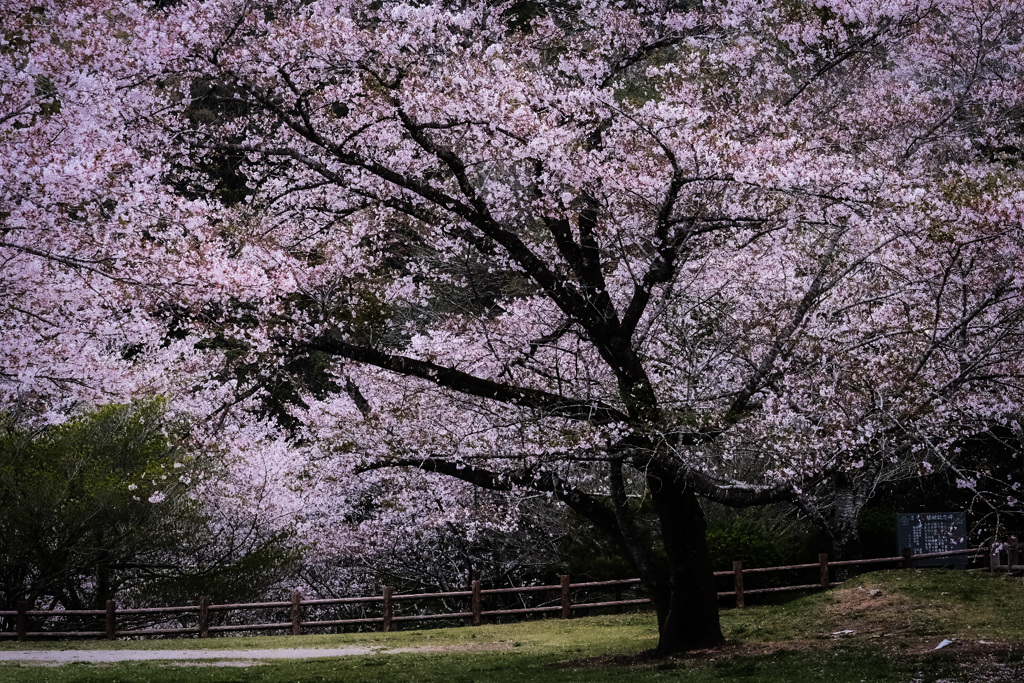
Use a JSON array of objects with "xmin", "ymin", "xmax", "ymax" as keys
[
  {"xmin": 0, "ymin": 646, "xmax": 379, "ymax": 665},
  {"xmin": 0, "ymin": 642, "xmax": 506, "ymax": 666}
]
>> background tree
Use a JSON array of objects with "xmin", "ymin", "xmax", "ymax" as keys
[
  {"xmin": 300, "ymin": 481, "xmax": 564, "ymax": 599},
  {"xmin": 0, "ymin": 0, "xmax": 285, "ymax": 417},
  {"xmin": 0, "ymin": 400, "xmax": 298, "ymax": 619},
  {"xmin": 1, "ymin": 0, "xmax": 181, "ymax": 410}
]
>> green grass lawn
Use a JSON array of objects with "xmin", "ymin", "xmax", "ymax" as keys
[{"xmin": 1, "ymin": 569, "xmax": 1022, "ymax": 682}]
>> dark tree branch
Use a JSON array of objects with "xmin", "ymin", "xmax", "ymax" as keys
[
  {"xmin": 308, "ymin": 335, "xmax": 629, "ymax": 424},
  {"xmin": 358, "ymin": 456, "xmax": 628, "ymax": 545}
]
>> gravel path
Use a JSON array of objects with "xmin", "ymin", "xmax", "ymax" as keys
[{"xmin": 0, "ymin": 646, "xmax": 379, "ymax": 664}]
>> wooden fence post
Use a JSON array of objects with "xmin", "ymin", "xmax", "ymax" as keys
[
  {"xmin": 471, "ymin": 580, "xmax": 483, "ymax": 627},
  {"xmin": 16, "ymin": 601, "xmax": 28, "ymax": 642},
  {"xmin": 382, "ymin": 586, "xmax": 393, "ymax": 633},
  {"xmin": 733, "ymin": 561, "xmax": 744, "ymax": 608},
  {"xmin": 199, "ymin": 595, "xmax": 210, "ymax": 638},
  {"xmin": 105, "ymin": 600, "xmax": 116, "ymax": 640},
  {"xmin": 902, "ymin": 547, "xmax": 913, "ymax": 569},
  {"xmin": 1010, "ymin": 536, "xmax": 1020, "ymax": 569},
  {"xmin": 560, "ymin": 575, "xmax": 571, "ymax": 619},
  {"xmin": 291, "ymin": 590, "xmax": 303, "ymax": 636},
  {"xmin": 819, "ymin": 553, "xmax": 830, "ymax": 588}
]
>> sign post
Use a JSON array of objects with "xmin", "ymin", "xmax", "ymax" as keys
[{"xmin": 897, "ymin": 512, "xmax": 968, "ymax": 569}]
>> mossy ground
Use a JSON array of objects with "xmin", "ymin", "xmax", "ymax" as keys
[{"xmin": 1, "ymin": 569, "xmax": 1021, "ymax": 682}]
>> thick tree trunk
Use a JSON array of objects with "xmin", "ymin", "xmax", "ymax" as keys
[
  {"xmin": 827, "ymin": 523, "xmax": 863, "ymax": 581},
  {"xmin": 830, "ymin": 480, "xmax": 863, "ymax": 559},
  {"xmin": 821, "ymin": 478, "xmax": 868, "ymax": 580},
  {"xmin": 796, "ymin": 474, "xmax": 868, "ymax": 576},
  {"xmin": 829, "ymin": 523, "xmax": 863, "ymax": 562},
  {"xmin": 648, "ymin": 472, "xmax": 724, "ymax": 654}
]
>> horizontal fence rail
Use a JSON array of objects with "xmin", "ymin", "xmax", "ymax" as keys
[
  {"xmin": 716, "ymin": 546, "xmax": 989, "ymax": 608},
  {"xmin": 0, "ymin": 545, "xmax": 991, "ymax": 641}
]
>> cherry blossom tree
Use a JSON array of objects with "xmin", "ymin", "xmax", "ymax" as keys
[
  {"xmin": 5, "ymin": 0, "xmax": 1024, "ymax": 654},
  {"xmin": 142, "ymin": 0, "xmax": 1024, "ymax": 652},
  {"xmin": 0, "ymin": 0, "xmax": 293, "ymax": 414},
  {"xmin": 0, "ymin": 0, "xmax": 311, "ymax": 609},
  {"xmin": 2, "ymin": 0, "xmax": 180, "ymax": 411}
]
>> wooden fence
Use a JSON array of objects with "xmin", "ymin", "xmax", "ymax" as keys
[
  {"xmin": 0, "ymin": 545, "xmax": 991, "ymax": 641},
  {"xmin": 990, "ymin": 536, "xmax": 1024, "ymax": 572}
]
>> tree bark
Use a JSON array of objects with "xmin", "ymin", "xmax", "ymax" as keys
[
  {"xmin": 795, "ymin": 476, "xmax": 866, "ymax": 580},
  {"xmin": 829, "ymin": 526, "xmax": 863, "ymax": 562},
  {"xmin": 825, "ymin": 474, "xmax": 870, "ymax": 583},
  {"xmin": 647, "ymin": 469, "xmax": 724, "ymax": 653}
]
